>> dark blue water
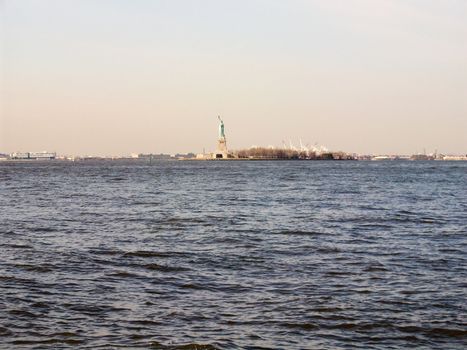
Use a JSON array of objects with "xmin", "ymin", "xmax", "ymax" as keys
[{"xmin": 1, "ymin": 161, "xmax": 466, "ymax": 349}]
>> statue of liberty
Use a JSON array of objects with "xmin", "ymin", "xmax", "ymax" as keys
[
  {"xmin": 216, "ymin": 115, "xmax": 228, "ymax": 157},
  {"xmin": 218, "ymin": 115, "xmax": 225, "ymax": 140}
]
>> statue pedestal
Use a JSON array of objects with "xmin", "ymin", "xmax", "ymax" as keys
[{"xmin": 214, "ymin": 138, "xmax": 228, "ymax": 159}]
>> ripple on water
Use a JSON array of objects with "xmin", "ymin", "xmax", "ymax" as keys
[{"xmin": 1, "ymin": 161, "xmax": 466, "ymax": 349}]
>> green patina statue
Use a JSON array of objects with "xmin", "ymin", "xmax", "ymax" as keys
[{"xmin": 218, "ymin": 116, "xmax": 225, "ymax": 139}]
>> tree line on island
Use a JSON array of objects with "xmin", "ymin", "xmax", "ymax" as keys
[{"xmin": 234, "ymin": 147, "xmax": 355, "ymax": 160}]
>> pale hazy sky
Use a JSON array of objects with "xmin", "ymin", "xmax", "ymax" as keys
[{"xmin": 1, "ymin": 0, "xmax": 466, "ymax": 155}]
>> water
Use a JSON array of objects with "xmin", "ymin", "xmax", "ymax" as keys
[{"xmin": 1, "ymin": 161, "xmax": 466, "ymax": 349}]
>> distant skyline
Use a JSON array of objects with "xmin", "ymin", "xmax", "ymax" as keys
[{"xmin": 1, "ymin": 0, "xmax": 466, "ymax": 156}]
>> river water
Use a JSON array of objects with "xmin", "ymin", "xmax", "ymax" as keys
[{"xmin": 1, "ymin": 161, "xmax": 466, "ymax": 349}]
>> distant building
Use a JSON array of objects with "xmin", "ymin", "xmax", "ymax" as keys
[
  {"xmin": 175, "ymin": 153, "xmax": 196, "ymax": 159},
  {"xmin": 371, "ymin": 155, "xmax": 395, "ymax": 161},
  {"xmin": 138, "ymin": 153, "xmax": 172, "ymax": 160},
  {"xmin": 29, "ymin": 151, "xmax": 56, "ymax": 159},
  {"xmin": 11, "ymin": 152, "xmax": 30, "ymax": 159},
  {"xmin": 11, "ymin": 151, "xmax": 56, "ymax": 160},
  {"xmin": 443, "ymin": 155, "xmax": 467, "ymax": 161},
  {"xmin": 410, "ymin": 154, "xmax": 434, "ymax": 161}
]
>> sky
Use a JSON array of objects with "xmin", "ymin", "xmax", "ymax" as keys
[{"xmin": 1, "ymin": 0, "xmax": 466, "ymax": 156}]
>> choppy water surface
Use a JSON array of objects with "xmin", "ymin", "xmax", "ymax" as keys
[{"xmin": 1, "ymin": 161, "xmax": 466, "ymax": 349}]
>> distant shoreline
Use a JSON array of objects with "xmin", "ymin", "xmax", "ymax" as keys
[{"xmin": 1, "ymin": 158, "xmax": 466, "ymax": 163}]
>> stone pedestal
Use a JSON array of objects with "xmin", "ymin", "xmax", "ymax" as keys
[{"xmin": 214, "ymin": 137, "xmax": 228, "ymax": 159}]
